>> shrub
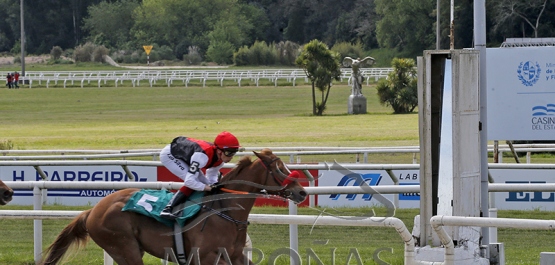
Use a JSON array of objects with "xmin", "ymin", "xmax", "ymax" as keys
[
  {"xmin": 331, "ymin": 42, "xmax": 365, "ymax": 61},
  {"xmin": 73, "ymin": 43, "xmax": 108, "ymax": 63},
  {"xmin": 63, "ymin": 49, "xmax": 74, "ymax": 59},
  {"xmin": 157, "ymin": 45, "xmax": 175, "ymax": 61},
  {"xmin": 74, "ymin": 42, "xmax": 96, "ymax": 62},
  {"xmin": 122, "ymin": 55, "xmax": 133, "ymax": 64},
  {"xmin": 183, "ymin": 46, "xmax": 202, "ymax": 65},
  {"xmin": 50, "ymin": 46, "xmax": 63, "ymax": 60},
  {"xmin": 206, "ymin": 41, "xmax": 235, "ymax": 65},
  {"xmin": 0, "ymin": 140, "xmax": 14, "ymax": 150},
  {"xmin": 131, "ymin": 51, "xmax": 141, "ymax": 63},
  {"xmin": 233, "ymin": 46, "xmax": 249, "ymax": 66},
  {"xmin": 10, "ymin": 40, "xmax": 21, "ymax": 55},
  {"xmin": 251, "ymin": 41, "xmax": 277, "ymax": 65},
  {"xmin": 375, "ymin": 58, "xmax": 418, "ymax": 114},
  {"xmin": 175, "ymin": 40, "xmax": 191, "ymax": 60},
  {"xmin": 92, "ymin": 45, "xmax": 109, "ymax": 63},
  {"xmin": 110, "ymin": 50, "xmax": 128, "ymax": 63},
  {"xmin": 275, "ymin": 41, "xmax": 300, "ymax": 66}
]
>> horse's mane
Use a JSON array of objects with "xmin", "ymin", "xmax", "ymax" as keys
[
  {"xmin": 222, "ymin": 148, "xmax": 273, "ymax": 180},
  {"xmin": 222, "ymin": 155, "xmax": 252, "ymax": 180}
]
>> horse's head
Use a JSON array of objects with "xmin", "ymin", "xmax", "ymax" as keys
[
  {"xmin": 253, "ymin": 148, "xmax": 307, "ymax": 204},
  {"xmin": 0, "ymin": 180, "xmax": 13, "ymax": 205}
]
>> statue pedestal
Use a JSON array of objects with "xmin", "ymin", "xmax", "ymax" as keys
[{"xmin": 348, "ymin": 95, "xmax": 367, "ymax": 114}]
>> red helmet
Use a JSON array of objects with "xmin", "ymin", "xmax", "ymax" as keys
[{"xmin": 214, "ymin": 131, "xmax": 240, "ymax": 149}]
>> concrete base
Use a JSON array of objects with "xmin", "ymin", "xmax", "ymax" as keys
[
  {"xmin": 489, "ymin": 243, "xmax": 505, "ymax": 265},
  {"xmin": 540, "ymin": 252, "xmax": 555, "ymax": 265},
  {"xmin": 414, "ymin": 246, "xmax": 490, "ymax": 265},
  {"xmin": 348, "ymin": 95, "xmax": 367, "ymax": 114}
]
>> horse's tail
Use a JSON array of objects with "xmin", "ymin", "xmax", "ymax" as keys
[{"xmin": 39, "ymin": 209, "xmax": 92, "ymax": 265}]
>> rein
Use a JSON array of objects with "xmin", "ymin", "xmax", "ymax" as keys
[
  {"xmin": 202, "ymin": 204, "xmax": 249, "ymax": 229},
  {"xmin": 217, "ymin": 157, "xmax": 300, "ymax": 197},
  {"xmin": 219, "ymin": 187, "xmax": 249, "ymax": 194}
]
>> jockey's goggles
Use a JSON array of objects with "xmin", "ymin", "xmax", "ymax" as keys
[{"xmin": 221, "ymin": 148, "xmax": 238, "ymax": 157}]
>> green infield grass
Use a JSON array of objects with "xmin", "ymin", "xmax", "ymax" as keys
[
  {"xmin": 0, "ymin": 205, "xmax": 554, "ymax": 264},
  {"xmin": 0, "ymin": 80, "xmax": 420, "ymax": 164}
]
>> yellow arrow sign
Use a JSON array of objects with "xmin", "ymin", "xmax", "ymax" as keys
[{"xmin": 143, "ymin": 45, "xmax": 153, "ymax": 55}]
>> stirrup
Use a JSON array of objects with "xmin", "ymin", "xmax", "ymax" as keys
[{"xmin": 160, "ymin": 208, "xmax": 177, "ymax": 220}]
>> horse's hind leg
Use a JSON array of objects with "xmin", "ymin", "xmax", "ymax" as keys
[
  {"xmin": 99, "ymin": 239, "xmax": 145, "ymax": 265},
  {"xmin": 88, "ymin": 223, "xmax": 145, "ymax": 265}
]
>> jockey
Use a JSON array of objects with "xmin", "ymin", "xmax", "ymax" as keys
[{"xmin": 159, "ymin": 131, "xmax": 240, "ymax": 219}]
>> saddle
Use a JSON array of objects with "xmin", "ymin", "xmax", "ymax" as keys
[
  {"xmin": 122, "ymin": 189, "xmax": 203, "ymax": 227},
  {"xmin": 122, "ymin": 189, "xmax": 208, "ymax": 264}
]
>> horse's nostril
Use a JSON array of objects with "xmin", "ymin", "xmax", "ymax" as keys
[
  {"xmin": 300, "ymin": 191, "xmax": 307, "ymax": 197},
  {"xmin": 3, "ymin": 190, "xmax": 13, "ymax": 199}
]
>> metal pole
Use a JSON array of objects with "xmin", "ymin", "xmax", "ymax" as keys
[
  {"xmin": 449, "ymin": 0, "xmax": 454, "ymax": 50},
  {"xmin": 20, "ymin": 0, "xmax": 25, "ymax": 76},
  {"xmin": 474, "ymin": 0, "xmax": 489, "ymax": 246},
  {"xmin": 436, "ymin": 0, "xmax": 440, "ymax": 49}
]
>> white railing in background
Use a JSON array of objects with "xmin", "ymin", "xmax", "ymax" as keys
[
  {"xmin": 0, "ymin": 68, "xmax": 394, "ymax": 88},
  {"xmin": 1, "ymin": 144, "xmax": 553, "ymax": 164}
]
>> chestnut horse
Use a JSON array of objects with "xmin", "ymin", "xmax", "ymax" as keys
[
  {"xmin": 40, "ymin": 149, "xmax": 307, "ymax": 265},
  {"xmin": 0, "ymin": 179, "xmax": 13, "ymax": 205}
]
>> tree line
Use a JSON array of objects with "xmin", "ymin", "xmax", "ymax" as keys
[{"xmin": 0, "ymin": 0, "xmax": 553, "ymax": 64}]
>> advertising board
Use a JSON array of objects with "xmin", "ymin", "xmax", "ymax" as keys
[
  {"xmin": 0, "ymin": 166, "xmax": 156, "ymax": 205},
  {"xmin": 315, "ymin": 163, "xmax": 420, "ymax": 208},
  {"xmin": 3, "ymin": 164, "xmax": 554, "ymax": 210},
  {"xmin": 487, "ymin": 47, "xmax": 555, "ymax": 140},
  {"xmin": 490, "ymin": 168, "xmax": 555, "ymax": 210}
]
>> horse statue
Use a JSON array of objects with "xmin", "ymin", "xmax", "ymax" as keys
[
  {"xmin": 0, "ymin": 179, "xmax": 13, "ymax": 205},
  {"xmin": 39, "ymin": 149, "xmax": 307, "ymax": 265}
]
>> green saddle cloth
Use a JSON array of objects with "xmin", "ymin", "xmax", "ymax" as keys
[{"xmin": 122, "ymin": 189, "xmax": 203, "ymax": 227}]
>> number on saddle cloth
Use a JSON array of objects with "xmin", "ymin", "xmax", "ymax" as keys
[{"xmin": 122, "ymin": 189, "xmax": 204, "ymax": 227}]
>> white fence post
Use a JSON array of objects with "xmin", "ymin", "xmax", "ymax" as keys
[
  {"xmin": 33, "ymin": 186, "xmax": 43, "ymax": 264},
  {"xmin": 104, "ymin": 251, "xmax": 114, "ymax": 265}
]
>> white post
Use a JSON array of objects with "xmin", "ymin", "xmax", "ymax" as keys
[
  {"xmin": 104, "ymin": 251, "xmax": 114, "ymax": 265},
  {"xmin": 488, "ymin": 208, "xmax": 498, "ymax": 243},
  {"xmin": 289, "ymin": 200, "xmax": 299, "ymax": 265},
  {"xmin": 540, "ymin": 252, "xmax": 555, "ymax": 265},
  {"xmin": 33, "ymin": 186, "xmax": 42, "ymax": 263}
]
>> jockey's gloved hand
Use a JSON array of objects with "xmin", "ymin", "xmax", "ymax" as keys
[{"xmin": 210, "ymin": 182, "xmax": 222, "ymax": 192}]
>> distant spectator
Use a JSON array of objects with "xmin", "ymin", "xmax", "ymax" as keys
[
  {"xmin": 6, "ymin": 73, "xmax": 12, "ymax": 89},
  {"xmin": 13, "ymin": 72, "xmax": 19, "ymax": 88}
]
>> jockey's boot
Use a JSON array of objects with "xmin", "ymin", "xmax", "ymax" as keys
[{"xmin": 160, "ymin": 190, "xmax": 188, "ymax": 220}]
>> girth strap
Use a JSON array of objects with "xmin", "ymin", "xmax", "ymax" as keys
[
  {"xmin": 173, "ymin": 222, "xmax": 188, "ymax": 265},
  {"xmin": 202, "ymin": 205, "xmax": 250, "ymax": 227}
]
